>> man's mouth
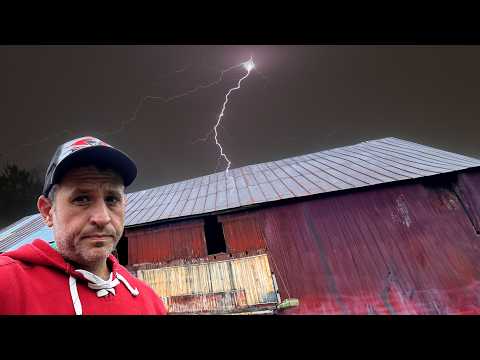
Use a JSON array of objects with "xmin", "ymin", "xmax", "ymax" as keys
[{"xmin": 82, "ymin": 234, "xmax": 113, "ymax": 241}]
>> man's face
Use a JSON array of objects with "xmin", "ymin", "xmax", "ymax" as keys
[{"xmin": 39, "ymin": 166, "xmax": 126, "ymax": 268}]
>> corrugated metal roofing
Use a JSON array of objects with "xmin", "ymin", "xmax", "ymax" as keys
[
  {"xmin": 2, "ymin": 136, "xmax": 480, "ymax": 252},
  {"xmin": 124, "ymin": 137, "xmax": 480, "ymax": 226},
  {"xmin": 0, "ymin": 214, "xmax": 53, "ymax": 253}
]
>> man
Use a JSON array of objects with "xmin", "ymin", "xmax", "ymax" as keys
[{"xmin": 0, "ymin": 136, "xmax": 167, "ymax": 315}]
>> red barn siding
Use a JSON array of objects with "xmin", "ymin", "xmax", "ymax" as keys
[
  {"xmin": 124, "ymin": 169, "xmax": 480, "ymax": 314},
  {"xmin": 127, "ymin": 219, "xmax": 207, "ymax": 265},
  {"xmin": 455, "ymin": 171, "xmax": 480, "ymax": 233},
  {"xmin": 261, "ymin": 177, "xmax": 480, "ymax": 314},
  {"xmin": 219, "ymin": 212, "xmax": 267, "ymax": 254}
]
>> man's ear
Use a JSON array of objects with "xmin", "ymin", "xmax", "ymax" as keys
[{"xmin": 37, "ymin": 195, "xmax": 54, "ymax": 227}]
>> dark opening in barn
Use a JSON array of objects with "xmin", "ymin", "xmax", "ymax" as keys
[
  {"xmin": 116, "ymin": 235, "xmax": 129, "ymax": 266},
  {"xmin": 204, "ymin": 216, "xmax": 227, "ymax": 255}
]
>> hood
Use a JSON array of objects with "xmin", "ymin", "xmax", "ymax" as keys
[{"xmin": 3, "ymin": 239, "xmax": 121, "ymax": 280}]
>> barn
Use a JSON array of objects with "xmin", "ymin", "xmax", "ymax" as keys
[{"xmin": 2, "ymin": 137, "xmax": 480, "ymax": 314}]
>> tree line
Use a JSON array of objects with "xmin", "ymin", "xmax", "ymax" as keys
[{"xmin": 0, "ymin": 163, "xmax": 43, "ymax": 229}]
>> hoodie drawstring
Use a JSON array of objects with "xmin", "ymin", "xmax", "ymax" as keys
[
  {"xmin": 116, "ymin": 273, "xmax": 140, "ymax": 296},
  {"xmin": 69, "ymin": 276, "xmax": 83, "ymax": 316},
  {"xmin": 69, "ymin": 272, "xmax": 140, "ymax": 315}
]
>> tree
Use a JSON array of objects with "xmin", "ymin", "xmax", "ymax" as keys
[{"xmin": 0, "ymin": 163, "xmax": 43, "ymax": 229}]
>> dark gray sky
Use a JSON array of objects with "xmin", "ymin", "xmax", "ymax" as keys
[{"xmin": 1, "ymin": 45, "xmax": 479, "ymax": 192}]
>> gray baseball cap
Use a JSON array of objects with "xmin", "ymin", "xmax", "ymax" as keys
[{"xmin": 42, "ymin": 136, "xmax": 137, "ymax": 197}]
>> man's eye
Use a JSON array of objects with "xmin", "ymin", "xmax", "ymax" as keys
[
  {"xmin": 73, "ymin": 196, "xmax": 89, "ymax": 204},
  {"xmin": 106, "ymin": 196, "xmax": 120, "ymax": 205}
]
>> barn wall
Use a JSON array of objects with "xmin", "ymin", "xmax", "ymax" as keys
[
  {"xmin": 126, "ymin": 219, "xmax": 207, "ymax": 265},
  {"xmin": 219, "ymin": 211, "xmax": 267, "ymax": 254},
  {"xmin": 125, "ymin": 169, "xmax": 480, "ymax": 314},
  {"xmin": 260, "ymin": 173, "xmax": 480, "ymax": 314},
  {"xmin": 454, "ymin": 171, "xmax": 480, "ymax": 233}
]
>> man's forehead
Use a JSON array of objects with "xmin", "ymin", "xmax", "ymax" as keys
[{"xmin": 59, "ymin": 166, "xmax": 124, "ymax": 188}]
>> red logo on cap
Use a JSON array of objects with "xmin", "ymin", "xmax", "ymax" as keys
[{"xmin": 68, "ymin": 137, "xmax": 111, "ymax": 153}]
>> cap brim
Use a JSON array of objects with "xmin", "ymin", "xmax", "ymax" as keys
[{"xmin": 52, "ymin": 145, "xmax": 137, "ymax": 187}]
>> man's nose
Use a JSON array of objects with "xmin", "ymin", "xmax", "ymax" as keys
[{"xmin": 89, "ymin": 200, "xmax": 112, "ymax": 227}]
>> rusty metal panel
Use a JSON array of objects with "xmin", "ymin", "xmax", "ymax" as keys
[
  {"xmin": 260, "ymin": 176, "xmax": 480, "ymax": 314},
  {"xmin": 137, "ymin": 254, "xmax": 277, "ymax": 313},
  {"xmin": 126, "ymin": 219, "xmax": 206, "ymax": 265},
  {"xmin": 454, "ymin": 171, "xmax": 480, "ymax": 233},
  {"xmin": 219, "ymin": 212, "xmax": 266, "ymax": 254}
]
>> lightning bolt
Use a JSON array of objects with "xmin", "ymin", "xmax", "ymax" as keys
[
  {"xmin": 213, "ymin": 56, "xmax": 255, "ymax": 180},
  {"xmin": 100, "ymin": 61, "xmax": 248, "ymax": 139},
  {"xmin": 1, "ymin": 56, "xmax": 259, "ymax": 180}
]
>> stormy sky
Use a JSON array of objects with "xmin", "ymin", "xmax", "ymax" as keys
[{"xmin": 1, "ymin": 45, "xmax": 479, "ymax": 194}]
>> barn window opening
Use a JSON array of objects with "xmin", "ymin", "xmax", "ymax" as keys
[
  {"xmin": 204, "ymin": 215, "xmax": 227, "ymax": 255},
  {"xmin": 116, "ymin": 235, "xmax": 129, "ymax": 266}
]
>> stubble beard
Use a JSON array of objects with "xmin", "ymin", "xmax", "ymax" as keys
[{"xmin": 55, "ymin": 226, "xmax": 119, "ymax": 269}]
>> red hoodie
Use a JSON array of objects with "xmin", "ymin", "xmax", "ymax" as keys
[{"xmin": 0, "ymin": 239, "xmax": 167, "ymax": 315}]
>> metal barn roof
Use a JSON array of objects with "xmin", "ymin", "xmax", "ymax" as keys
[
  {"xmin": 0, "ymin": 214, "xmax": 54, "ymax": 253},
  {"xmin": 124, "ymin": 137, "xmax": 480, "ymax": 226},
  {"xmin": 1, "ymin": 137, "xmax": 480, "ymax": 252}
]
